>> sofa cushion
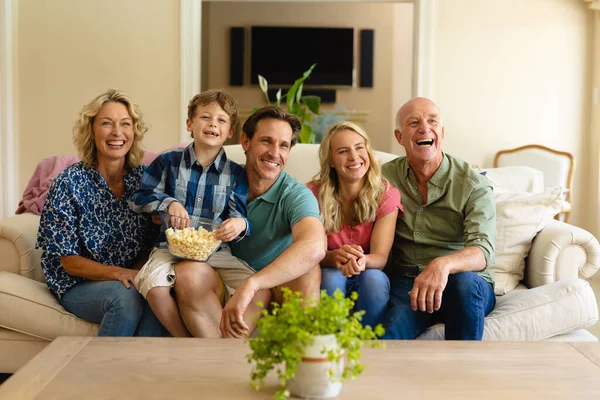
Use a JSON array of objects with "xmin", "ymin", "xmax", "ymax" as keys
[
  {"xmin": 484, "ymin": 166, "xmax": 545, "ymax": 194},
  {"xmin": 0, "ymin": 271, "xmax": 98, "ymax": 340},
  {"xmin": 418, "ymin": 279, "xmax": 598, "ymax": 340},
  {"xmin": 491, "ymin": 188, "xmax": 562, "ymax": 295}
]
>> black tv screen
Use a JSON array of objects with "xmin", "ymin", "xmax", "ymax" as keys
[{"xmin": 250, "ymin": 26, "xmax": 354, "ymax": 87}]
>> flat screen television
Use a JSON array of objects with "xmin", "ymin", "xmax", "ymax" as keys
[{"xmin": 250, "ymin": 26, "xmax": 354, "ymax": 87}]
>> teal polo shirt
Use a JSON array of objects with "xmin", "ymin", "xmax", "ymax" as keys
[{"xmin": 230, "ymin": 171, "xmax": 321, "ymax": 271}]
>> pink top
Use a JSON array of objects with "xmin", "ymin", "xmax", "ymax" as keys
[{"xmin": 307, "ymin": 181, "xmax": 403, "ymax": 253}]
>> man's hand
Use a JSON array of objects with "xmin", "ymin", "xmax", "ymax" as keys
[
  {"xmin": 167, "ymin": 202, "xmax": 189, "ymax": 229},
  {"xmin": 220, "ymin": 278, "xmax": 258, "ymax": 338},
  {"xmin": 409, "ymin": 258, "xmax": 450, "ymax": 313},
  {"xmin": 215, "ymin": 218, "xmax": 246, "ymax": 242}
]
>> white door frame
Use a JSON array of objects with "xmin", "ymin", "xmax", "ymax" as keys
[
  {"xmin": 180, "ymin": 0, "xmax": 202, "ymax": 143},
  {"xmin": 0, "ymin": 0, "xmax": 18, "ymax": 219},
  {"xmin": 413, "ymin": 0, "xmax": 435, "ymax": 98}
]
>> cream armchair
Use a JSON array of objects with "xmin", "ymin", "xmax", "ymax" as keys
[
  {"xmin": 0, "ymin": 144, "xmax": 597, "ymax": 374},
  {"xmin": 494, "ymin": 144, "xmax": 574, "ymax": 223}
]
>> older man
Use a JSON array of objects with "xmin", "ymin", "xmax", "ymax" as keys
[
  {"xmin": 381, "ymin": 97, "xmax": 496, "ymax": 340},
  {"xmin": 174, "ymin": 106, "xmax": 325, "ymax": 338}
]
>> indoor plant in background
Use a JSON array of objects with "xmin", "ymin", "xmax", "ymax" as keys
[
  {"xmin": 257, "ymin": 63, "xmax": 321, "ymax": 144},
  {"xmin": 247, "ymin": 288, "xmax": 384, "ymax": 400}
]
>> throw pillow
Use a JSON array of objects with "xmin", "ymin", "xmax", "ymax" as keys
[{"xmin": 491, "ymin": 187, "xmax": 562, "ymax": 295}]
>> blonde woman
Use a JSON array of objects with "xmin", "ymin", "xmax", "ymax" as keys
[
  {"xmin": 307, "ymin": 121, "xmax": 403, "ymax": 327},
  {"xmin": 36, "ymin": 90, "xmax": 165, "ymax": 336}
]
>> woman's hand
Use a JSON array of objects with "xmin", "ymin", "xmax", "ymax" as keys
[
  {"xmin": 340, "ymin": 253, "xmax": 366, "ymax": 277},
  {"xmin": 334, "ymin": 244, "xmax": 364, "ymax": 269},
  {"xmin": 214, "ymin": 218, "xmax": 247, "ymax": 242},
  {"xmin": 167, "ymin": 202, "xmax": 190, "ymax": 229},
  {"xmin": 115, "ymin": 267, "xmax": 138, "ymax": 289}
]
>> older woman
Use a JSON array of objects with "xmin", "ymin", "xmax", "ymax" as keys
[
  {"xmin": 307, "ymin": 121, "xmax": 403, "ymax": 327},
  {"xmin": 36, "ymin": 89, "xmax": 164, "ymax": 336}
]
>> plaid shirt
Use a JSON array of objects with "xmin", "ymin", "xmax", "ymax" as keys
[{"xmin": 130, "ymin": 144, "xmax": 250, "ymax": 243}]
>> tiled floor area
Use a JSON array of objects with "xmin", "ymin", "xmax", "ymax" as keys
[{"xmin": 589, "ymin": 274, "xmax": 600, "ymax": 340}]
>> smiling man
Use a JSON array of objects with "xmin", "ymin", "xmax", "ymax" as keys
[
  {"xmin": 380, "ymin": 97, "xmax": 497, "ymax": 340},
  {"xmin": 222, "ymin": 106, "xmax": 326, "ymax": 338}
]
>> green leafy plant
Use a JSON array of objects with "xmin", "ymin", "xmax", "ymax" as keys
[
  {"xmin": 247, "ymin": 288, "xmax": 385, "ymax": 400},
  {"xmin": 257, "ymin": 63, "xmax": 322, "ymax": 144}
]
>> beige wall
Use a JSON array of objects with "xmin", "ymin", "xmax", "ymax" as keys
[
  {"xmin": 18, "ymin": 0, "xmax": 180, "ymax": 194},
  {"xmin": 14, "ymin": 0, "xmax": 596, "ymax": 234},
  {"xmin": 201, "ymin": 1, "xmax": 414, "ymax": 152},
  {"xmin": 432, "ymin": 0, "xmax": 593, "ymax": 231}
]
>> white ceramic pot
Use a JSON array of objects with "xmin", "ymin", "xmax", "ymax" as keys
[{"xmin": 286, "ymin": 334, "xmax": 344, "ymax": 399}]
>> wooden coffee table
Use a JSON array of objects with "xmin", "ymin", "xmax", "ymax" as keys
[{"xmin": 1, "ymin": 337, "xmax": 599, "ymax": 399}]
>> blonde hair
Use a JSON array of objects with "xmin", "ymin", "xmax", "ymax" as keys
[
  {"xmin": 73, "ymin": 89, "xmax": 148, "ymax": 169},
  {"xmin": 311, "ymin": 121, "xmax": 385, "ymax": 234},
  {"xmin": 187, "ymin": 90, "xmax": 238, "ymax": 138}
]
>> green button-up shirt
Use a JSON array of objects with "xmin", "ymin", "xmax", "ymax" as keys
[{"xmin": 382, "ymin": 153, "xmax": 496, "ymax": 287}]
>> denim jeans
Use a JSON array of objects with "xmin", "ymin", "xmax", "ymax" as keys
[
  {"xmin": 59, "ymin": 280, "xmax": 167, "ymax": 337},
  {"xmin": 380, "ymin": 271, "xmax": 496, "ymax": 340},
  {"xmin": 320, "ymin": 266, "xmax": 390, "ymax": 328}
]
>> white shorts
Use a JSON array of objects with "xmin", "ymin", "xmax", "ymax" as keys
[{"xmin": 134, "ymin": 247, "xmax": 255, "ymax": 302}]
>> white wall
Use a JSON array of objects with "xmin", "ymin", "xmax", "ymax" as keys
[
  {"xmin": 432, "ymin": 0, "xmax": 593, "ymax": 231},
  {"xmin": 17, "ymin": 0, "xmax": 181, "ymax": 196}
]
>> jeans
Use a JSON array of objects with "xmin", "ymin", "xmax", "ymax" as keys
[
  {"xmin": 380, "ymin": 272, "xmax": 496, "ymax": 340},
  {"xmin": 60, "ymin": 280, "xmax": 167, "ymax": 337},
  {"xmin": 320, "ymin": 267, "xmax": 390, "ymax": 328}
]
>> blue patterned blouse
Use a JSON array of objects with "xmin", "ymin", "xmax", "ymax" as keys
[{"xmin": 36, "ymin": 162, "xmax": 157, "ymax": 298}]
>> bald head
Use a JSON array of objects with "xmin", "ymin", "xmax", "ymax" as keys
[{"xmin": 396, "ymin": 97, "xmax": 442, "ymax": 133}]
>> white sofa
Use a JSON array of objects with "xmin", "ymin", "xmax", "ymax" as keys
[{"xmin": 0, "ymin": 144, "xmax": 598, "ymax": 373}]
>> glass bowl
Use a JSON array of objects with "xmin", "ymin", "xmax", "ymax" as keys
[{"xmin": 160, "ymin": 213, "xmax": 222, "ymax": 262}]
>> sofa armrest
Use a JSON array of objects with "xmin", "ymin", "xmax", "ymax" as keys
[
  {"xmin": 526, "ymin": 219, "xmax": 600, "ymax": 288},
  {"xmin": 0, "ymin": 213, "xmax": 44, "ymax": 282}
]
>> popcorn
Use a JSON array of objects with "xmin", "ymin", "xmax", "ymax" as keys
[{"xmin": 165, "ymin": 226, "xmax": 221, "ymax": 261}]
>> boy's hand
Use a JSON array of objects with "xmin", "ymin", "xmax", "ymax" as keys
[
  {"xmin": 215, "ymin": 218, "xmax": 247, "ymax": 242},
  {"xmin": 167, "ymin": 202, "xmax": 190, "ymax": 229}
]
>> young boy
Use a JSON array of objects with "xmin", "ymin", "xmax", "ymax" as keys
[{"xmin": 130, "ymin": 90, "xmax": 255, "ymax": 337}]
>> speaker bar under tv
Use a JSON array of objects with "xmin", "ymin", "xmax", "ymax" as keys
[{"xmin": 250, "ymin": 26, "xmax": 354, "ymax": 87}]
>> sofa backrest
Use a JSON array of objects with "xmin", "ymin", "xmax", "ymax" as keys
[
  {"xmin": 4, "ymin": 145, "xmax": 547, "ymax": 286},
  {"xmin": 223, "ymin": 144, "xmax": 399, "ymax": 185}
]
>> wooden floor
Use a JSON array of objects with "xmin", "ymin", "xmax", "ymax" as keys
[{"xmin": 590, "ymin": 274, "xmax": 600, "ymax": 339}]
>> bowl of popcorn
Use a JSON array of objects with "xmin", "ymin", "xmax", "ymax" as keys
[{"xmin": 161, "ymin": 213, "xmax": 222, "ymax": 262}]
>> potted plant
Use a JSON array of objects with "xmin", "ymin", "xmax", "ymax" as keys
[
  {"xmin": 247, "ymin": 288, "xmax": 385, "ymax": 400},
  {"xmin": 257, "ymin": 64, "xmax": 321, "ymax": 144}
]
